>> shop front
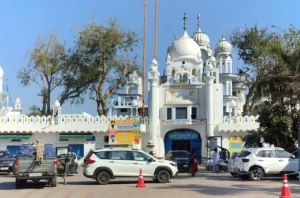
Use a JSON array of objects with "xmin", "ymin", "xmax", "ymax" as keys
[{"xmin": 0, "ymin": 133, "xmax": 33, "ymax": 156}]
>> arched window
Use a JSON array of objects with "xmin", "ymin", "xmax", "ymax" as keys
[
  {"xmin": 227, "ymin": 62, "xmax": 231, "ymax": 73},
  {"xmin": 222, "ymin": 62, "xmax": 226, "ymax": 73},
  {"xmin": 183, "ymin": 73, "xmax": 189, "ymax": 82},
  {"xmin": 192, "ymin": 68, "xmax": 196, "ymax": 76},
  {"xmin": 172, "ymin": 69, "xmax": 175, "ymax": 77}
]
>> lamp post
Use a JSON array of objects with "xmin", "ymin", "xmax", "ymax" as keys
[{"xmin": 200, "ymin": 118, "xmax": 208, "ymax": 157}]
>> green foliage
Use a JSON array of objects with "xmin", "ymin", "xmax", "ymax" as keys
[
  {"xmin": 27, "ymin": 105, "xmax": 42, "ymax": 117},
  {"xmin": 231, "ymin": 25, "xmax": 300, "ymax": 150},
  {"xmin": 70, "ymin": 18, "xmax": 140, "ymax": 116}
]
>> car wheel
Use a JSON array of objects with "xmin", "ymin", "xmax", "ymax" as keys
[
  {"xmin": 249, "ymin": 167, "xmax": 263, "ymax": 181},
  {"xmin": 15, "ymin": 179, "xmax": 25, "ymax": 189},
  {"xmin": 51, "ymin": 176, "xmax": 57, "ymax": 187},
  {"xmin": 96, "ymin": 171, "xmax": 111, "ymax": 185},
  {"xmin": 156, "ymin": 170, "xmax": 170, "ymax": 183}
]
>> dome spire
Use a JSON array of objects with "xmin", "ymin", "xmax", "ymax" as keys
[
  {"xmin": 183, "ymin": 13, "xmax": 187, "ymax": 31},
  {"xmin": 174, "ymin": 31, "xmax": 177, "ymax": 40},
  {"xmin": 197, "ymin": 13, "xmax": 201, "ymax": 32},
  {"xmin": 222, "ymin": 29, "xmax": 225, "ymax": 40}
]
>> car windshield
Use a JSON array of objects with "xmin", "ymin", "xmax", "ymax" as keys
[
  {"xmin": 168, "ymin": 151, "xmax": 190, "ymax": 159},
  {"xmin": 0, "ymin": 151, "xmax": 11, "ymax": 158}
]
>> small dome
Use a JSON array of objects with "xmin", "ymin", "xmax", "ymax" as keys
[
  {"xmin": 193, "ymin": 31, "xmax": 210, "ymax": 47},
  {"xmin": 209, "ymin": 55, "xmax": 216, "ymax": 62},
  {"xmin": 131, "ymin": 99, "xmax": 138, "ymax": 107},
  {"xmin": 54, "ymin": 100, "xmax": 61, "ymax": 107},
  {"xmin": 215, "ymin": 34, "xmax": 232, "ymax": 54},
  {"xmin": 168, "ymin": 31, "xmax": 201, "ymax": 60}
]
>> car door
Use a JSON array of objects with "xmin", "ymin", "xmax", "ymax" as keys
[
  {"xmin": 109, "ymin": 151, "xmax": 135, "ymax": 176},
  {"xmin": 274, "ymin": 150, "xmax": 298, "ymax": 173},
  {"xmin": 131, "ymin": 151, "xmax": 156, "ymax": 177},
  {"xmin": 255, "ymin": 150, "xmax": 278, "ymax": 174}
]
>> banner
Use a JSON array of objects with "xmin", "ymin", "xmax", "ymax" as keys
[
  {"xmin": 229, "ymin": 136, "xmax": 243, "ymax": 154},
  {"xmin": 108, "ymin": 119, "xmax": 141, "ymax": 145}
]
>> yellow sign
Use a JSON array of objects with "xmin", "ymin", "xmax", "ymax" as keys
[
  {"xmin": 229, "ymin": 136, "xmax": 243, "ymax": 154},
  {"xmin": 108, "ymin": 119, "xmax": 141, "ymax": 145}
]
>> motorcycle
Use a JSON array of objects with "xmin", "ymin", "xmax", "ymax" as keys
[{"xmin": 217, "ymin": 159, "xmax": 228, "ymax": 173}]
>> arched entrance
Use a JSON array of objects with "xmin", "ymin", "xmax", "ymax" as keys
[{"xmin": 164, "ymin": 129, "xmax": 202, "ymax": 162}]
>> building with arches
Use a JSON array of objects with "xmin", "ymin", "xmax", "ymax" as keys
[{"xmin": 145, "ymin": 13, "xmax": 259, "ymax": 161}]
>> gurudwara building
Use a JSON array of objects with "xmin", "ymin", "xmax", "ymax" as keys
[{"xmin": 0, "ymin": 13, "xmax": 259, "ymax": 162}]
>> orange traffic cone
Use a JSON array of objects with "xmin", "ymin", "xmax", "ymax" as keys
[
  {"xmin": 136, "ymin": 169, "xmax": 146, "ymax": 188},
  {"xmin": 279, "ymin": 173, "xmax": 293, "ymax": 198}
]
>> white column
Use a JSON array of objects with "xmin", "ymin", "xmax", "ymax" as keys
[
  {"xmin": 148, "ymin": 58, "xmax": 160, "ymax": 156},
  {"xmin": 205, "ymin": 76, "xmax": 215, "ymax": 137}
]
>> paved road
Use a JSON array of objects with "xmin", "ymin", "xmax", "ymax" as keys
[{"xmin": 1, "ymin": 169, "xmax": 300, "ymax": 198}]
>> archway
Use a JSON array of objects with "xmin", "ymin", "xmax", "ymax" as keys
[{"xmin": 164, "ymin": 129, "xmax": 202, "ymax": 162}]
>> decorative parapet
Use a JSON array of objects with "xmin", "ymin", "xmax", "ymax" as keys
[
  {"xmin": 223, "ymin": 115, "xmax": 259, "ymax": 124},
  {"xmin": 0, "ymin": 115, "xmax": 149, "ymax": 133}
]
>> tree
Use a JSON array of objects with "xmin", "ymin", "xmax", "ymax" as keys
[
  {"xmin": 27, "ymin": 105, "xmax": 42, "ymax": 117},
  {"xmin": 71, "ymin": 18, "xmax": 139, "ymax": 116},
  {"xmin": 231, "ymin": 25, "xmax": 300, "ymax": 150},
  {"xmin": 18, "ymin": 34, "xmax": 66, "ymax": 116}
]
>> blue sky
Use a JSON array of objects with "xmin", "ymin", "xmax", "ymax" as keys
[{"xmin": 0, "ymin": 0, "xmax": 299, "ymax": 115}]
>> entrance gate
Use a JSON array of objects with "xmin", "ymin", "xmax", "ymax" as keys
[{"xmin": 164, "ymin": 129, "xmax": 202, "ymax": 162}]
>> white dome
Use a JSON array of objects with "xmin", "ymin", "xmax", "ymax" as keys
[
  {"xmin": 54, "ymin": 100, "xmax": 61, "ymax": 107},
  {"xmin": 168, "ymin": 31, "xmax": 201, "ymax": 60},
  {"xmin": 215, "ymin": 36, "xmax": 232, "ymax": 54},
  {"xmin": 193, "ymin": 31, "xmax": 210, "ymax": 47},
  {"xmin": 131, "ymin": 99, "xmax": 138, "ymax": 107}
]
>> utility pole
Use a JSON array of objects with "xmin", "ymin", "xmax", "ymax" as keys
[{"xmin": 141, "ymin": 0, "xmax": 147, "ymax": 118}]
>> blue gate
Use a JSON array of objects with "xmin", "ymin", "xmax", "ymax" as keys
[
  {"xmin": 7, "ymin": 145, "xmax": 21, "ymax": 157},
  {"xmin": 68, "ymin": 144, "xmax": 84, "ymax": 158},
  {"xmin": 164, "ymin": 129, "xmax": 202, "ymax": 163}
]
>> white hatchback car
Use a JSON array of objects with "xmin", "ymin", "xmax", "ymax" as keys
[
  {"xmin": 233, "ymin": 147, "xmax": 298, "ymax": 181},
  {"xmin": 83, "ymin": 148, "xmax": 179, "ymax": 185}
]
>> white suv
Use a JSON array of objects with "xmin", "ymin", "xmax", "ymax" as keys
[
  {"xmin": 233, "ymin": 147, "xmax": 298, "ymax": 181},
  {"xmin": 83, "ymin": 148, "xmax": 179, "ymax": 185}
]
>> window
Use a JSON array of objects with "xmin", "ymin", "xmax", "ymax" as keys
[
  {"xmin": 110, "ymin": 151, "xmax": 133, "ymax": 160},
  {"xmin": 192, "ymin": 68, "xmax": 196, "ymax": 76},
  {"xmin": 0, "ymin": 151, "xmax": 11, "ymax": 158},
  {"xmin": 172, "ymin": 69, "xmax": 175, "ymax": 77},
  {"xmin": 183, "ymin": 73, "xmax": 188, "ymax": 82},
  {"xmin": 191, "ymin": 107, "xmax": 197, "ymax": 119},
  {"xmin": 176, "ymin": 107, "xmax": 187, "ymax": 119},
  {"xmin": 256, "ymin": 150, "xmax": 274, "ymax": 158},
  {"xmin": 133, "ymin": 151, "xmax": 152, "ymax": 161},
  {"xmin": 95, "ymin": 151, "xmax": 110, "ymax": 159},
  {"xmin": 167, "ymin": 108, "xmax": 172, "ymax": 120},
  {"xmin": 274, "ymin": 150, "xmax": 292, "ymax": 158},
  {"xmin": 120, "ymin": 109, "xmax": 127, "ymax": 112},
  {"xmin": 237, "ymin": 151, "xmax": 251, "ymax": 157}
]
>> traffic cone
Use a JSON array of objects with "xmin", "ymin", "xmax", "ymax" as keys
[
  {"xmin": 136, "ymin": 169, "xmax": 146, "ymax": 188},
  {"xmin": 279, "ymin": 173, "xmax": 292, "ymax": 198}
]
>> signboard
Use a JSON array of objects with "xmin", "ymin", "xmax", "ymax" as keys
[
  {"xmin": 165, "ymin": 119, "xmax": 200, "ymax": 125},
  {"xmin": 59, "ymin": 135, "xmax": 93, "ymax": 139},
  {"xmin": 229, "ymin": 136, "xmax": 243, "ymax": 154},
  {"xmin": 0, "ymin": 134, "xmax": 31, "ymax": 140},
  {"xmin": 167, "ymin": 131, "xmax": 199, "ymax": 140},
  {"xmin": 108, "ymin": 119, "xmax": 141, "ymax": 145}
]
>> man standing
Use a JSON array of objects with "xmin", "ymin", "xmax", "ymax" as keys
[
  {"xmin": 189, "ymin": 150, "xmax": 196, "ymax": 177},
  {"xmin": 212, "ymin": 148, "xmax": 219, "ymax": 173}
]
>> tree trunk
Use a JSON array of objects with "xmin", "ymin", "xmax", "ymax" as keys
[
  {"xmin": 47, "ymin": 91, "xmax": 51, "ymax": 116},
  {"xmin": 96, "ymin": 98, "xmax": 108, "ymax": 116},
  {"xmin": 42, "ymin": 95, "xmax": 47, "ymax": 116}
]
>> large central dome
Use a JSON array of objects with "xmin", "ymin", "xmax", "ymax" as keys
[{"xmin": 168, "ymin": 31, "xmax": 201, "ymax": 61}]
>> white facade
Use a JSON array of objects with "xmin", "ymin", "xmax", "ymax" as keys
[{"xmin": 146, "ymin": 13, "xmax": 259, "ymax": 160}]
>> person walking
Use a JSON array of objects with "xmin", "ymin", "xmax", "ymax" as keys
[
  {"xmin": 212, "ymin": 148, "xmax": 219, "ymax": 173},
  {"xmin": 189, "ymin": 150, "xmax": 196, "ymax": 177}
]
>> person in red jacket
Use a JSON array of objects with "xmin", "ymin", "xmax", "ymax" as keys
[{"xmin": 189, "ymin": 150, "xmax": 196, "ymax": 177}]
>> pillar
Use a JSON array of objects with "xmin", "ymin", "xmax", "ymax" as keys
[
  {"xmin": 148, "ymin": 58, "xmax": 160, "ymax": 156},
  {"xmin": 205, "ymin": 76, "xmax": 215, "ymax": 137}
]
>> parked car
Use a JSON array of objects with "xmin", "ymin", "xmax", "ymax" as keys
[
  {"xmin": 0, "ymin": 150, "xmax": 14, "ymax": 173},
  {"xmin": 14, "ymin": 143, "xmax": 58, "ymax": 189},
  {"xmin": 228, "ymin": 152, "xmax": 239, "ymax": 176},
  {"xmin": 233, "ymin": 147, "xmax": 298, "ymax": 181},
  {"xmin": 165, "ymin": 150, "xmax": 198, "ymax": 172},
  {"xmin": 83, "ymin": 148, "xmax": 178, "ymax": 185}
]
